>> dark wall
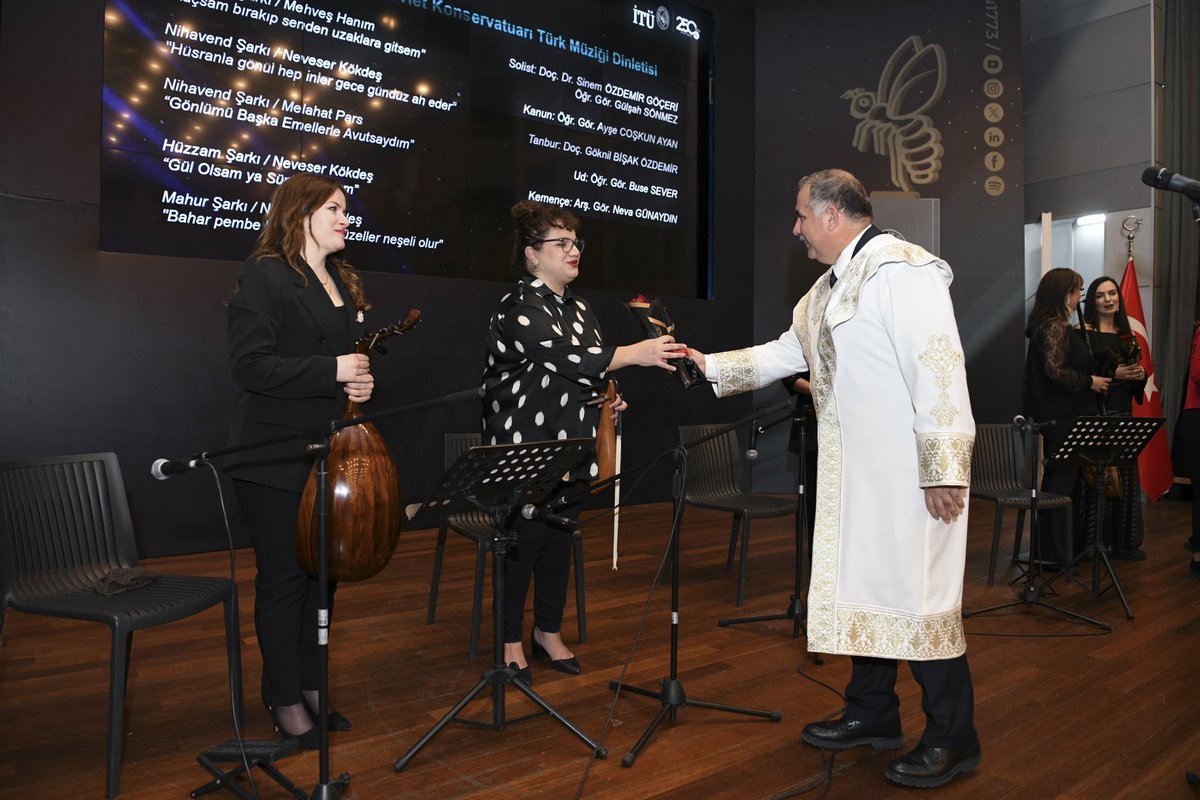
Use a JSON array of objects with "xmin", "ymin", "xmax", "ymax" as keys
[
  {"xmin": 746, "ymin": 0, "xmax": 1029, "ymax": 491},
  {"xmin": 0, "ymin": 1, "xmax": 757, "ymax": 557}
]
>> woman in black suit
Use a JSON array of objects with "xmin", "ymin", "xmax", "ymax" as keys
[
  {"xmin": 227, "ymin": 173, "xmax": 373, "ymax": 747},
  {"xmin": 1022, "ymin": 267, "xmax": 1111, "ymax": 565}
]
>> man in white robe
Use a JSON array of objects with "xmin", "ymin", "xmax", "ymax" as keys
[{"xmin": 690, "ymin": 169, "xmax": 979, "ymax": 788}]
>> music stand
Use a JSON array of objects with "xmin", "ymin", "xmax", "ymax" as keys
[
  {"xmin": 394, "ymin": 438, "xmax": 608, "ymax": 772},
  {"xmin": 964, "ymin": 418, "xmax": 1108, "ymax": 630},
  {"xmin": 609, "ymin": 416, "xmax": 783, "ymax": 769},
  {"xmin": 1045, "ymin": 415, "xmax": 1163, "ymax": 620},
  {"xmin": 716, "ymin": 403, "xmax": 824, "ymax": 664}
]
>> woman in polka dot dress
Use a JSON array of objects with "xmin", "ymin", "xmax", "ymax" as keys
[{"xmin": 482, "ymin": 199, "xmax": 686, "ymax": 681}]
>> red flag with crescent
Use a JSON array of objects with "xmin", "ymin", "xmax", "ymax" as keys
[{"xmin": 1120, "ymin": 258, "xmax": 1174, "ymax": 499}]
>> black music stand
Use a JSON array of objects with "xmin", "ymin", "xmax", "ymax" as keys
[
  {"xmin": 716, "ymin": 403, "xmax": 823, "ymax": 664},
  {"xmin": 964, "ymin": 418, "xmax": 1109, "ymax": 630},
  {"xmin": 394, "ymin": 438, "xmax": 608, "ymax": 772},
  {"xmin": 609, "ymin": 414, "xmax": 783, "ymax": 768},
  {"xmin": 1046, "ymin": 415, "xmax": 1163, "ymax": 620}
]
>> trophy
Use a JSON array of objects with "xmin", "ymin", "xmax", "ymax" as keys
[{"xmin": 625, "ymin": 295, "xmax": 704, "ymax": 389}]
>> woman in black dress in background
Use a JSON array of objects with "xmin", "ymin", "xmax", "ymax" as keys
[
  {"xmin": 1022, "ymin": 268, "xmax": 1111, "ymax": 565},
  {"xmin": 1080, "ymin": 276, "xmax": 1148, "ymax": 559}
]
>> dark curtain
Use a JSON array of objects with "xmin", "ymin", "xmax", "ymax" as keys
[{"xmin": 1155, "ymin": 0, "xmax": 1200, "ymax": 451}]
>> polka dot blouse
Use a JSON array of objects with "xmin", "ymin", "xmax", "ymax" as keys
[{"xmin": 481, "ymin": 274, "xmax": 616, "ymax": 478}]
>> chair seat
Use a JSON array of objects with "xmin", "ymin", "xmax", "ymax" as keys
[
  {"xmin": 988, "ymin": 491, "xmax": 1072, "ymax": 510},
  {"xmin": 10, "ymin": 575, "xmax": 234, "ymax": 629},
  {"xmin": 687, "ymin": 493, "xmax": 797, "ymax": 517}
]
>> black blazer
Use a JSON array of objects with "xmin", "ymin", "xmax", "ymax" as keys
[{"xmin": 226, "ymin": 257, "xmax": 365, "ymax": 491}]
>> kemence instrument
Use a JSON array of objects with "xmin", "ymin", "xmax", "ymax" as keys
[{"xmin": 296, "ymin": 309, "xmax": 421, "ymax": 582}]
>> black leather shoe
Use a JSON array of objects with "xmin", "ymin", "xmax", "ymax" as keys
[
  {"xmin": 303, "ymin": 697, "xmax": 353, "ymax": 731},
  {"xmin": 800, "ymin": 718, "xmax": 903, "ymax": 751},
  {"xmin": 885, "ymin": 741, "xmax": 981, "ymax": 788},
  {"xmin": 531, "ymin": 629, "xmax": 582, "ymax": 675}
]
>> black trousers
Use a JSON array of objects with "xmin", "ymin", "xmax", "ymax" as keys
[
  {"xmin": 503, "ymin": 480, "xmax": 585, "ymax": 644},
  {"xmin": 234, "ymin": 480, "xmax": 335, "ymax": 707},
  {"xmin": 845, "ymin": 654, "xmax": 978, "ymax": 749},
  {"xmin": 1033, "ymin": 417, "xmax": 1084, "ymax": 564}
]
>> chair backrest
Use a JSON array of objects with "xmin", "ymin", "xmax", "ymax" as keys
[
  {"xmin": 971, "ymin": 424, "xmax": 1028, "ymax": 497},
  {"xmin": 0, "ymin": 453, "xmax": 138, "ymax": 606},
  {"xmin": 679, "ymin": 424, "xmax": 745, "ymax": 501},
  {"xmin": 445, "ymin": 433, "xmax": 482, "ymax": 471}
]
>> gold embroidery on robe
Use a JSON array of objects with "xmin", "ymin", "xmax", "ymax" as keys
[
  {"xmin": 918, "ymin": 334, "xmax": 964, "ymax": 427},
  {"xmin": 713, "ymin": 348, "xmax": 758, "ymax": 395},
  {"xmin": 917, "ymin": 433, "xmax": 973, "ymax": 486},
  {"xmin": 836, "ymin": 605, "xmax": 966, "ymax": 660}
]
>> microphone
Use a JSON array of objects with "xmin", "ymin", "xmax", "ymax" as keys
[
  {"xmin": 1142, "ymin": 166, "xmax": 1200, "ymax": 202},
  {"xmin": 520, "ymin": 503, "xmax": 577, "ymax": 530},
  {"xmin": 150, "ymin": 456, "xmax": 204, "ymax": 480},
  {"xmin": 746, "ymin": 421, "xmax": 760, "ymax": 461}
]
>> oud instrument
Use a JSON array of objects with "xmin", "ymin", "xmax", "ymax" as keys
[{"xmin": 296, "ymin": 309, "xmax": 421, "ymax": 582}]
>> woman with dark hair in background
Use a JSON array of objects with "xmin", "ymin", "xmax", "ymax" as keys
[
  {"xmin": 1022, "ymin": 268, "xmax": 1111, "ymax": 566},
  {"xmin": 1080, "ymin": 276, "xmax": 1148, "ymax": 559},
  {"xmin": 227, "ymin": 173, "xmax": 374, "ymax": 747},
  {"xmin": 481, "ymin": 199, "xmax": 685, "ymax": 682}
]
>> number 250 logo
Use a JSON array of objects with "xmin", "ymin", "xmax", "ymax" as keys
[{"xmin": 675, "ymin": 15, "xmax": 700, "ymax": 40}]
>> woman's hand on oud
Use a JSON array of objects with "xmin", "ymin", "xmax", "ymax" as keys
[{"xmin": 337, "ymin": 353, "xmax": 374, "ymax": 402}]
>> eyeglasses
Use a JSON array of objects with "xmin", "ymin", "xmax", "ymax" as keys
[{"xmin": 530, "ymin": 237, "xmax": 585, "ymax": 253}]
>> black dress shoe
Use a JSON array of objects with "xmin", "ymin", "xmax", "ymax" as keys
[
  {"xmin": 531, "ymin": 629, "xmax": 582, "ymax": 675},
  {"xmin": 885, "ymin": 741, "xmax": 982, "ymax": 788},
  {"xmin": 800, "ymin": 718, "xmax": 903, "ymax": 751},
  {"xmin": 303, "ymin": 697, "xmax": 353, "ymax": 731}
]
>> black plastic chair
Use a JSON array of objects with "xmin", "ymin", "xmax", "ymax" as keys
[
  {"xmin": 971, "ymin": 424, "xmax": 1073, "ymax": 585},
  {"xmin": 426, "ymin": 434, "xmax": 586, "ymax": 659},
  {"xmin": 679, "ymin": 424, "xmax": 798, "ymax": 607},
  {"xmin": 0, "ymin": 452, "xmax": 243, "ymax": 798}
]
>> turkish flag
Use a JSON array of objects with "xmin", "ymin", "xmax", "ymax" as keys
[{"xmin": 1120, "ymin": 258, "xmax": 1174, "ymax": 499}]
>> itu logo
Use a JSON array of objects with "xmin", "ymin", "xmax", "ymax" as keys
[{"xmin": 632, "ymin": 5, "xmax": 659, "ymax": 28}]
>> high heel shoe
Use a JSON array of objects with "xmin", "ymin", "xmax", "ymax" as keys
[
  {"xmin": 267, "ymin": 704, "xmax": 322, "ymax": 750},
  {"xmin": 513, "ymin": 664, "xmax": 533, "ymax": 686},
  {"xmin": 302, "ymin": 696, "xmax": 353, "ymax": 731},
  {"xmin": 531, "ymin": 628, "xmax": 582, "ymax": 675}
]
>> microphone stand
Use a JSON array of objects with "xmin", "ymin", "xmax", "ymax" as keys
[
  {"xmin": 169, "ymin": 385, "xmax": 484, "ymax": 800},
  {"xmin": 963, "ymin": 416, "xmax": 1109, "ymax": 630},
  {"xmin": 609, "ymin": 405, "xmax": 785, "ymax": 768},
  {"xmin": 716, "ymin": 402, "xmax": 824, "ymax": 664}
]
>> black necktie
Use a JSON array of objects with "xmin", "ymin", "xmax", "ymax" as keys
[{"xmin": 829, "ymin": 271, "xmax": 837, "ymax": 288}]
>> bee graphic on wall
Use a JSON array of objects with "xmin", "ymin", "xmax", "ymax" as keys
[{"xmin": 842, "ymin": 35, "xmax": 947, "ymax": 194}]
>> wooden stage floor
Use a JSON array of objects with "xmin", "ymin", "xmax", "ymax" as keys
[{"xmin": 2, "ymin": 495, "xmax": 1199, "ymax": 799}]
